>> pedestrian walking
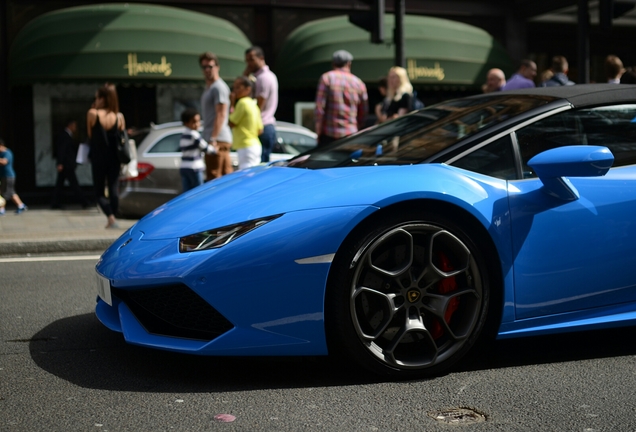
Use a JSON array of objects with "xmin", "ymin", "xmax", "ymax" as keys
[
  {"xmin": 179, "ymin": 108, "xmax": 217, "ymax": 193},
  {"xmin": 244, "ymin": 46, "xmax": 278, "ymax": 163},
  {"xmin": 199, "ymin": 52, "xmax": 233, "ymax": 180},
  {"xmin": 0, "ymin": 138, "xmax": 28, "ymax": 215},
  {"xmin": 314, "ymin": 50, "xmax": 368, "ymax": 146},
  {"xmin": 87, "ymin": 84, "xmax": 125, "ymax": 229},
  {"xmin": 540, "ymin": 56, "xmax": 575, "ymax": 87},
  {"xmin": 51, "ymin": 119, "xmax": 89, "ymax": 209},
  {"xmin": 378, "ymin": 66, "xmax": 415, "ymax": 123},
  {"xmin": 482, "ymin": 68, "xmax": 506, "ymax": 93},
  {"xmin": 605, "ymin": 55, "xmax": 625, "ymax": 83},
  {"xmin": 229, "ymin": 76, "xmax": 263, "ymax": 170},
  {"xmin": 502, "ymin": 60, "xmax": 537, "ymax": 90}
]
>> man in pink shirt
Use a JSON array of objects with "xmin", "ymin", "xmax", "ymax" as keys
[
  {"xmin": 314, "ymin": 50, "xmax": 368, "ymax": 146},
  {"xmin": 244, "ymin": 46, "xmax": 279, "ymax": 162}
]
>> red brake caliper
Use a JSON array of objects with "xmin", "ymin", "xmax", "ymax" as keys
[{"xmin": 430, "ymin": 251, "xmax": 460, "ymax": 340}]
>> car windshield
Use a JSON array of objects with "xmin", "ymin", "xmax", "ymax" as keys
[{"xmin": 286, "ymin": 94, "xmax": 557, "ymax": 169}]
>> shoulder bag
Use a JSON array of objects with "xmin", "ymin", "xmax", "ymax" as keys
[{"xmin": 114, "ymin": 113, "xmax": 132, "ymax": 164}]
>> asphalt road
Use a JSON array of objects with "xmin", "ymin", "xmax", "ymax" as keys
[{"xmin": 2, "ymin": 256, "xmax": 636, "ymax": 431}]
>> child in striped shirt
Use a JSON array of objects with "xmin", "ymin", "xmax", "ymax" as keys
[{"xmin": 179, "ymin": 108, "xmax": 217, "ymax": 193}]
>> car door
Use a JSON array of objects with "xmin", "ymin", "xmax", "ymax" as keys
[
  {"xmin": 508, "ymin": 105, "xmax": 636, "ymax": 319},
  {"xmin": 143, "ymin": 130, "xmax": 183, "ymax": 199}
]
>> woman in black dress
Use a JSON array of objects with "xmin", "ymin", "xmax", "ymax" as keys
[
  {"xmin": 86, "ymin": 84, "xmax": 126, "ymax": 229},
  {"xmin": 379, "ymin": 66, "xmax": 414, "ymax": 123}
]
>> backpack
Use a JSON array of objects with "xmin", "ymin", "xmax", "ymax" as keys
[{"xmin": 411, "ymin": 91, "xmax": 425, "ymax": 110}]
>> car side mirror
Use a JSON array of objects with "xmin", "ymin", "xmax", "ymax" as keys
[{"xmin": 527, "ymin": 146, "xmax": 614, "ymax": 201}]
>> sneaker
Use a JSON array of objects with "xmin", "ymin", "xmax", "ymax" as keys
[
  {"xmin": 0, "ymin": 210, "xmax": 5, "ymax": 216},
  {"xmin": 15, "ymin": 205, "xmax": 27, "ymax": 214}
]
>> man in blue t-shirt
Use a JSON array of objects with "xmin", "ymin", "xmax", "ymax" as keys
[{"xmin": 0, "ymin": 139, "xmax": 28, "ymax": 215}]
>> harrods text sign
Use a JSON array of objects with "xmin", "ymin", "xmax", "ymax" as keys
[
  {"xmin": 124, "ymin": 53, "xmax": 173, "ymax": 77},
  {"xmin": 407, "ymin": 59, "xmax": 445, "ymax": 82}
]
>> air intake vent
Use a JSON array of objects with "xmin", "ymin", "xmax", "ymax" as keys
[{"xmin": 112, "ymin": 284, "xmax": 233, "ymax": 341}]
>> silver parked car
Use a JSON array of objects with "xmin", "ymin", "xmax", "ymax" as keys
[{"xmin": 118, "ymin": 121, "xmax": 317, "ymax": 218}]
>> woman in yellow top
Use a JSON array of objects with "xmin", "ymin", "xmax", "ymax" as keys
[{"xmin": 229, "ymin": 76, "xmax": 263, "ymax": 170}]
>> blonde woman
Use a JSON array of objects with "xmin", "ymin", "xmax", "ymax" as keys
[{"xmin": 379, "ymin": 66, "xmax": 414, "ymax": 123}]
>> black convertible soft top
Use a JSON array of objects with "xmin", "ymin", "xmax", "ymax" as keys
[{"xmin": 499, "ymin": 83, "xmax": 636, "ymax": 107}]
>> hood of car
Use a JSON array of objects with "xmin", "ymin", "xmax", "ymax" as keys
[
  {"xmin": 134, "ymin": 164, "xmax": 496, "ymax": 240},
  {"xmin": 133, "ymin": 165, "xmax": 391, "ymax": 239}
]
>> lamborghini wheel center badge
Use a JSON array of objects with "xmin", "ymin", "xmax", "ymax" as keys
[{"xmin": 407, "ymin": 289, "xmax": 421, "ymax": 303}]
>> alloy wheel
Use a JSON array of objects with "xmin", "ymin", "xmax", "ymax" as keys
[{"xmin": 349, "ymin": 223, "xmax": 483, "ymax": 370}]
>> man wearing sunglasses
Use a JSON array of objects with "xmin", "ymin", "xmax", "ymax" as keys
[{"xmin": 199, "ymin": 52, "xmax": 233, "ymax": 180}]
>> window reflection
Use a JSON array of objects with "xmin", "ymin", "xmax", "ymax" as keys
[
  {"xmin": 148, "ymin": 133, "xmax": 181, "ymax": 153},
  {"xmin": 516, "ymin": 104, "xmax": 636, "ymax": 177},
  {"xmin": 287, "ymin": 95, "xmax": 555, "ymax": 169},
  {"xmin": 452, "ymin": 135, "xmax": 517, "ymax": 180}
]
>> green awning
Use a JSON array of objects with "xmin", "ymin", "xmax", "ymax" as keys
[
  {"xmin": 9, "ymin": 3, "xmax": 251, "ymax": 85},
  {"xmin": 276, "ymin": 15, "xmax": 514, "ymax": 89}
]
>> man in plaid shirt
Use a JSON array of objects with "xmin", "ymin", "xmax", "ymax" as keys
[{"xmin": 314, "ymin": 50, "xmax": 368, "ymax": 146}]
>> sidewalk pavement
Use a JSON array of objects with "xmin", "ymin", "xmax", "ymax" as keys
[{"xmin": 0, "ymin": 205, "xmax": 139, "ymax": 256}]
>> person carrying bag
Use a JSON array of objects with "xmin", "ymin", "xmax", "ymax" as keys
[{"xmin": 87, "ymin": 84, "xmax": 126, "ymax": 229}]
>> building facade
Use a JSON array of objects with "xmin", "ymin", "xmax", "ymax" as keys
[{"xmin": 1, "ymin": 0, "xmax": 634, "ymax": 202}]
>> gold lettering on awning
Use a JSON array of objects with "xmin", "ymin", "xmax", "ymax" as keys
[
  {"xmin": 124, "ymin": 53, "xmax": 172, "ymax": 77},
  {"xmin": 407, "ymin": 59, "xmax": 445, "ymax": 81}
]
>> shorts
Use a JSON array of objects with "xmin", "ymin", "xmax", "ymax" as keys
[
  {"xmin": 0, "ymin": 177, "xmax": 15, "ymax": 200},
  {"xmin": 237, "ymin": 145, "xmax": 262, "ymax": 170}
]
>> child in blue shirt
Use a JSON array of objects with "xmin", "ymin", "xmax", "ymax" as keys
[
  {"xmin": 179, "ymin": 108, "xmax": 217, "ymax": 193},
  {"xmin": 0, "ymin": 139, "xmax": 27, "ymax": 215}
]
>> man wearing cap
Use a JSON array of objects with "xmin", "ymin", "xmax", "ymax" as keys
[{"xmin": 314, "ymin": 50, "xmax": 368, "ymax": 146}]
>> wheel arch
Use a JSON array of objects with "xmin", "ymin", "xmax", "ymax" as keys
[{"xmin": 325, "ymin": 197, "xmax": 504, "ymax": 351}]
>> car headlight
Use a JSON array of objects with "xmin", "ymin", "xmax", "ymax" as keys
[{"xmin": 179, "ymin": 215, "xmax": 282, "ymax": 253}]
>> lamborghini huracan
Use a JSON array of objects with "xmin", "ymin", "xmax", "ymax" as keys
[{"xmin": 95, "ymin": 84, "xmax": 636, "ymax": 379}]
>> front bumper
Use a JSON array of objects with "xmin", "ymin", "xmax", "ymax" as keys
[{"xmin": 94, "ymin": 205, "xmax": 375, "ymax": 356}]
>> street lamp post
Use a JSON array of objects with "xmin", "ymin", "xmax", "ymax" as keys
[
  {"xmin": 577, "ymin": 0, "xmax": 590, "ymax": 84},
  {"xmin": 394, "ymin": 0, "xmax": 405, "ymax": 68}
]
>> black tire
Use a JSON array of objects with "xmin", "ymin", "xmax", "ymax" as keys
[{"xmin": 326, "ymin": 209, "xmax": 494, "ymax": 379}]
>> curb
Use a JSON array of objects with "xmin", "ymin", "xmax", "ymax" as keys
[{"xmin": 0, "ymin": 238, "xmax": 115, "ymax": 256}]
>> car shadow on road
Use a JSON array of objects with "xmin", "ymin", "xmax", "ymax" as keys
[
  {"xmin": 28, "ymin": 313, "xmax": 378, "ymax": 392},
  {"xmin": 28, "ymin": 313, "xmax": 636, "ymax": 392},
  {"xmin": 458, "ymin": 325, "xmax": 636, "ymax": 373}
]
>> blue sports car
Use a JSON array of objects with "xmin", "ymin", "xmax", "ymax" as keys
[{"xmin": 95, "ymin": 84, "xmax": 636, "ymax": 379}]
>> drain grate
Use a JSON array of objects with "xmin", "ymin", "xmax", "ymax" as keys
[{"xmin": 428, "ymin": 407, "xmax": 486, "ymax": 424}]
